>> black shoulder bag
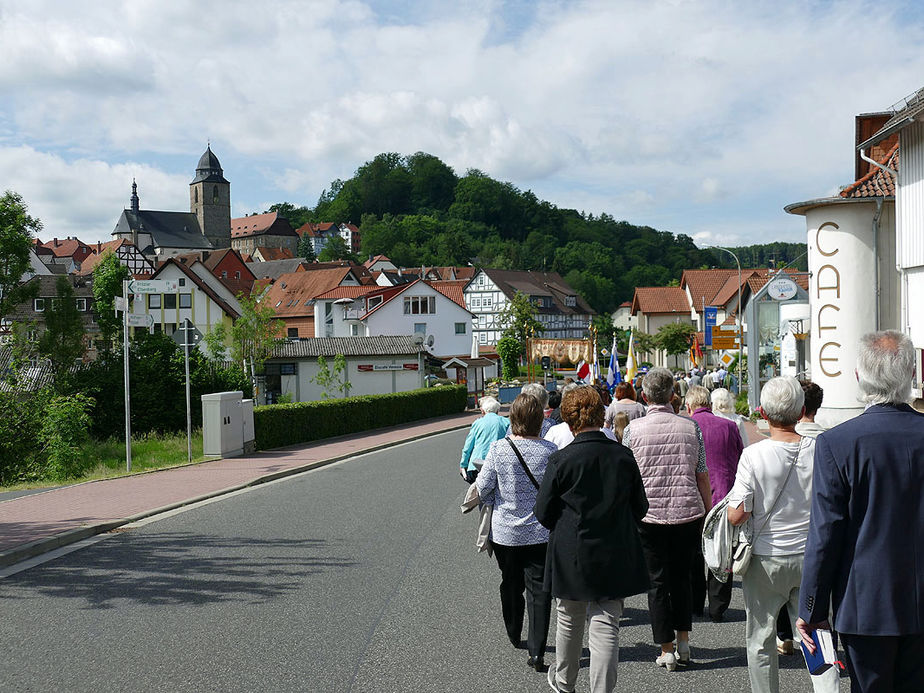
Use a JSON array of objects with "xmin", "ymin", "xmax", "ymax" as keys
[{"xmin": 506, "ymin": 438, "xmax": 540, "ymax": 489}]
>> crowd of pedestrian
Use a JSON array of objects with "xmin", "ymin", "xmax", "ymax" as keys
[{"xmin": 457, "ymin": 330, "xmax": 923, "ymax": 693}]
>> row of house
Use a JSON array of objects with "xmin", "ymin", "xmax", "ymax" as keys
[{"xmin": 614, "ymin": 267, "xmax": 809, "ymax": 371}]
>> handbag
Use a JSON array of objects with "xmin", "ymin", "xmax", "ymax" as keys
[
  {"xmin": 506, "ymin": 438, "xmax": 540, "ymax": 489},
  {"xmin": 731, "ymin": 438, "xmax": 805, "ymax": 576}
]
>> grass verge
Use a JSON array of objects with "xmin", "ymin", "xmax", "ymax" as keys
[{"xmin": 0, "ymin": 430, "xmax": 205, "ymax": 493}]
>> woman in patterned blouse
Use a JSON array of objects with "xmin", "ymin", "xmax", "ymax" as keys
[{"xmin": 476, "ymin": 393, "xmax": 558, "ymax": 673}]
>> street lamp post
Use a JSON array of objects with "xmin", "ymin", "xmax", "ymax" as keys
[{"xmin": 711, "ymin": 246, "xmax": 743, "ymax": 395}]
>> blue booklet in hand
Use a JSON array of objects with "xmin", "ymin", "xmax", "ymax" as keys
[{"xmin": 801, "ymin": 629, "xmax": 837, "ymax": 675}]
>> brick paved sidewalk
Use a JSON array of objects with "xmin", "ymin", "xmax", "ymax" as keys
[{"xmin": 0, "ymin": 411, "xmax": 478, "ymax": 568}]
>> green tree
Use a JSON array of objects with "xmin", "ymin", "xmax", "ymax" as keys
[
  {"xmin": 655, "ymin": 322, "xmax": 696, "ymax": 357},
  {"xmin": 231, "ymin": 293, "xmax": 283, "ymax": 371},
  {"xmin": 268, "ymin": 202, "xmax": 311, "ymax": 230},
  {"xmin": 317, "ymin": 234, "xmax": 358, "ymax": 263},
  {"xmin": 0, "ymin": 190, "xmax": 42, "ymax": 321},
  {"xmin": 498, "ymin": 291, "xmax": 544, "ymax": 358},
  {"xmin": 38, "ymin": 276, "xmax": 86, "ymax": 383},
  {"xmin": 297, "ymin": 233, "xmax": 316, "ymax": 262},
  {"xmin": 202, "ymin": 323, "xmax": 229, "ymax": 362},
  {"xmin": 91, "ymin": 251, "xmax": 131, "ymax": 350},
  {"xmin": 496, "ymin": 335, "xmax": 521, "ymax": 381},
  {"xmin": 311, "ymin": 354, "xmax": 351, "ymax": 399}
]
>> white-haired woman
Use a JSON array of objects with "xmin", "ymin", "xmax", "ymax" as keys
[
  {"xmin": 459, "ymin": 396, "xmax": 509, "ymax": 483},
  {"xmin": 711, "ymin": 388, "xmax": 749, "ymax": 446},
  {"xmin": 726, "ymin": 377, "xmax": 839, "ymax": 693},
  {"xmin": 521, "ymin": 382, "xmax": 555, "ymax": 437}
]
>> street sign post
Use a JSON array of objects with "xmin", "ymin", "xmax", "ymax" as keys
[
  {"xmin": 704, "ymin": 306, "xmax": 717, "ymax": 347},
  {"xmin": 121, "ymin": 280, "xmax": 133, "ymax": 472},
  {"xmin": 126, "ymin": 313, "xmax": 155, "ymax": 328},
  {"xmin": 127, "ymin": 279, "xmax": 178, "ymax": 294},
  {"xmin": 174, "ymin": 319, "xmax": 202, "ymax": 464}
]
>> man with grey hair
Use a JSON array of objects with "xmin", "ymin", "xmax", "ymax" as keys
[
  {"xmin": 623, "ymin": 367, "xmax": 711, "ymax": 671},
  {"xmin": 798, "ymin": 330, "xmax": 924, "ymax": 692},
  {"xmin": 521, "ymin": 382, "xmax": 555, "ymax": 436},
  {"xmin": 727, "ymin": 376, "xmax": 838, "ymax": 693}
]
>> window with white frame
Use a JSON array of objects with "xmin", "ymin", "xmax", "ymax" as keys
[
  {"xmin": 179, "ymin": 293, "xmax": 191, "ymax": 309},
  {"xmin": 368, "ymin": 295, "xmax": 383, "ymax": 309},
  {"xmin": 472, "ymin": 297, "xmax": 481, "ymax": 308},
  {"xmin": 479, "ymin": 331, "xmax": 487, "ymax": 344},
  {"xmin": 350, "ymin": 323, "xmax": 359, "ymax": 336},
  {"xmin": 34, "ymin": 298, "xmax": 45, "ymax": 312},
  {"xmin": 149, "ymin": 294, "xmax": 161, "ymax": 309},
  {"xmin": 484, "ymin": 295, "xmax": 492, "ymax": 307},
  {"xmin": 414, "ymin": 322, "xmax": 427, "ymax": 334},
  {"xmin": 403, "ymin": 296, "xmax": 436, "ymax": 314},
  {"xmin": 477, "ymin": 275, "xmax": 485, "ymax": 286},
  {"xmin": 75, "ymin": 298, "xmax": 87, "ymax": 311},
  {"xmin": 324, "ymin": 302, "xmax": 334, "ymax": 337},
  {"xmin": 455, "ymin": 322, "xmax": 466, "ymax": 334}
]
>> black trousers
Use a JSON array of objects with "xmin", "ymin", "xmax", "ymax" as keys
[
  {"xmin": 639, "ymin": 519, "xmax": 701, "ymax": 644},
  {"xmin": 840, "ymin": 632, "xmax": 924, "ymax": 693},
  {"xmin": 776, "ymin": 606, "xmax": 793, "ymax": 640},
  {"xmin": 491, "ymin": 542, "xmax": 551, "ymax": 659},
  {"xmin": 691, "ymin": 534, "xmax": 730, "ymax": 619}
]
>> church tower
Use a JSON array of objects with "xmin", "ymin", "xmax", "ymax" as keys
[{"xmin": 190, "ymin": 145, "xmax": 231, "ymax": 249}]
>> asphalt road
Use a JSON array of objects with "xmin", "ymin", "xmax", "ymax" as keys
[{"xmin": 0, "ymin": 429, "xmax": 847, "ymax": 692}]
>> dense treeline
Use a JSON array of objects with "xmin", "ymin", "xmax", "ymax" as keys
[{"xmin": 268, "ymin": 152, "xmax": 806, "ymax": 313}]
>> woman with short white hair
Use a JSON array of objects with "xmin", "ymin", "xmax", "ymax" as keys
[
  {"xmin": 712, "ymin": 388, "xmax": 749, "ymax": 445},
  {"xmin": 727, "ymin": 377, "xmax": 839, "ymax": 693},
  {"xmin": 459, "ymin": 396, "xmax": 509, "ymax": 483}
]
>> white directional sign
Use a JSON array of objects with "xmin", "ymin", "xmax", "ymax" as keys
[
  {"xmin": 114, "ymin": 296, "xmax": 128, "ymax": 313},
  {"xmin": 126, "ymin": 313, "xmax": 155, "ymax": 328},
  {"xmin": 127, "ymin": 279, "xmax": 178, "ymax": 294}
]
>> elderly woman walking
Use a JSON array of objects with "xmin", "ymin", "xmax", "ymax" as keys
[
  {"xmin": 711, "ymin": 387, "xmax": 749, "ymax": 445},
  {"xmin": 622, "ymin": 367, "xmax": 712, "ymax": 671},
  {"xmin": 475, "ymin": 393, "xmax": 557, "ymax": 672},
  {"xmin": 521, "ymin": 382, "xmax": 556, "ymax": 437},
  {"xmin": 535, "ymin": 385, "xmax": 649, "ymax": 693},
  {"xmin": 459, "ymin": 396, "xmax": 509, "ymax": 483},
  {"xmin": 727, "ymin": 377, "xmax": 839, "ymax": 693},
  {"xmin": 604, "ymin": 382, "xmax": 646, "ymax": 431}
]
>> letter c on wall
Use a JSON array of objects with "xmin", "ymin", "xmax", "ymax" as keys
[{"xmin": 816, "ymin": 221, "xmax": 839, "ymax": 257}]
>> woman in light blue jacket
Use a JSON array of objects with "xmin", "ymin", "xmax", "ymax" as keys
[{"xmin": 459, "ymin": 396, "xmax": 509, "ymax": 483}]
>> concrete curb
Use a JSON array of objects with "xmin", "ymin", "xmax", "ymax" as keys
[{"xmin": 0, "ymin": 421, "xmax": 472, "ymax": 570}]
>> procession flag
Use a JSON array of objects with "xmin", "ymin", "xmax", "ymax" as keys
[
  {"xmin": 575, "ymin": 360, "xmax": 591, "ymax": 382},
  {"xmin": 625, "ymin": 330, "xmax": 638, "ymax": 382},
  {"xmin": 606, "ymin": 336, "xmax": 621, "ymax": 389}
]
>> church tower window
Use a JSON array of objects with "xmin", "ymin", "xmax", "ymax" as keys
[{"xmin": 212, "ymin": 186, "xmax": 219, "ymax": 203}]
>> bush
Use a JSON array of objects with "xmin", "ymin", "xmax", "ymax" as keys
[
  {"xmin": 40, "ymin": 394, "xmax": 95, "ymax": 480},
  {"xmin": 253, "ymin": 385, "xmax": 467, "ymax": 450},
  {"xmin": 58, "ymin": 332, "xmax": 251, "ymax": 439},
  {"xmin": 0, "ymin": 391, "xmax": 48, "ymax": 484}
]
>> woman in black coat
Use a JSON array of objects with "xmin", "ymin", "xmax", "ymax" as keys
[{"xmin": 534, "ymin": 385, "xmax": 649, "ymax": 693}]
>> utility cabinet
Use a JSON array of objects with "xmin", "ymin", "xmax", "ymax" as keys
[{"xmin": 202, "ymin": 391, "xmax": 254, "ymax": 458}]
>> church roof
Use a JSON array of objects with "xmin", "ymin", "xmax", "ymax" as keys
[
  {"xmin": 114, "ymin": 209, "xmax": 214, "ymax": 251},
  {"xmin": 190, "ymin": 145, "xmax": 229, "ymax": 184}
]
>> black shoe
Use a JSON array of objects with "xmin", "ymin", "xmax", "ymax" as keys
[{"xmin": 527, "ymin": 655, "xmax": 546, "ymax": 672}]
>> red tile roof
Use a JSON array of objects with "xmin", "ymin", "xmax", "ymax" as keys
[
  {"xmin": 295, "ymin": 221, "xmax": 337, "ymax": 237},
  {"xmin": 427, "ymin": 280, "xmax": 469, "ymax": 310},
  {"xmin": 840, "ymin": 142, "xmax": 898, "ymax": 199},
  {"xmin": 231, "ymin": 212, "xmax": 280, "ymax": 237},
  {"xmin": 314, "ymin": 286, "xmax": 380, "ymax": 300},
  {"xmin": 363, "ymin": 254, "xmax": 391, "ymax": 267},
  {"xmin": 261, "ymin": 268, "xmax": 358, "ymax": 318},
  {"xmin": 631, "ymin": 287, "xmax": 691, "ymax": 315},
  {"xmin": 681, "ymin": 269, "xmax": 739, "ymax": 310},
  {"xmin": 41, "ymin": 237, "xmax": 93, "ymax": 260},
  {"xmin": 745, "ymin": 268, "xmax": 809, "ymax": 294},
  {"xmin": 254, "ymin": 246, "xmax": 294, "ymax": 261}
]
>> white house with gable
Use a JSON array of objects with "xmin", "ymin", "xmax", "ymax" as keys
[{"xmin": 312, "ymin": 279, "xmax": 475, "ymax": 358}]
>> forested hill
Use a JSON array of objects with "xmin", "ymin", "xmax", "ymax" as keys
[{"xmin": 269, "ymin": 152, "xmax": 807, "ymax": 313}]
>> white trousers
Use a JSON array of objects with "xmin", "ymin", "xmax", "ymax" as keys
[
  {"xmin": 551, "ymin": 597, "xmax": 623, "ymax": 693},
  {"xmin": 742, "ymin": 554, "xmax": 839, "ymax": 693}
]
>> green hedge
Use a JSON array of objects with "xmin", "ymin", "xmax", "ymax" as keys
[{"xmin": 254, "ymin": 385, "xmax": 468, "ymax": 450}]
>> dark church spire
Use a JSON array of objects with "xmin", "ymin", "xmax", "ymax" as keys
[{"xmin": 130, "ymin": 178, "xmax": 140, "ymax": 214}]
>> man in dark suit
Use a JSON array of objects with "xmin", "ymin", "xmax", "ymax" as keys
[{"xmin": 797, "ymin": 330, "xmax": 924, "ymax": 692}]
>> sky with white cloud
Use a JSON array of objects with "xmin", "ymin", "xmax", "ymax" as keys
[{"xmin": 2, "ymin": 0, "xmax": 923, "ymax": 247}]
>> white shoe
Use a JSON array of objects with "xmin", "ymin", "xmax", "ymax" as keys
[
  {"xmin": 677, "ymin": 640, "xmax": 691, "ymax": 664},
  {"xmin": 656, "ymin": 650, "xmax": 678, "ymax": 671}
]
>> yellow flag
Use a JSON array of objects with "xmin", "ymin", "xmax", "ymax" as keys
[{"xmin": 625, "ymin": 329, "xmax": 638, "ymax": 381}]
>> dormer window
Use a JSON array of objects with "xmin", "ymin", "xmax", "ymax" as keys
[
  {"xmin": 565, "ymin": 296, "xmax": 576, "ymax": 307},
  {"xmin": 367, "ymin": 296, "xmax": 383, "ymax": 309}
]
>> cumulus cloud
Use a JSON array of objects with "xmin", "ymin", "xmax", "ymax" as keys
[{"xmin": 1, "ymin": 0, "xmax": 924, "ymax": 245}]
